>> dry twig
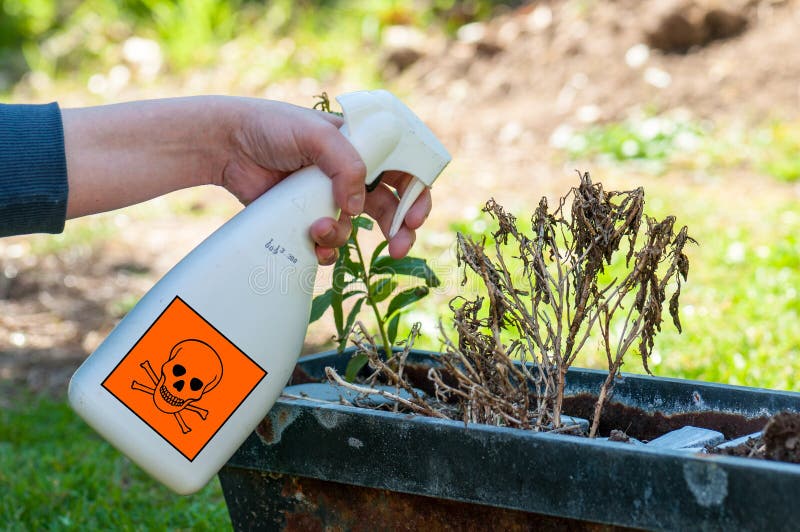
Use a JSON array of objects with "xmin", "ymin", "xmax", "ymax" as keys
[{"xmin": 327, "ymin": 172, "xmax": 692, "ymax": 438}]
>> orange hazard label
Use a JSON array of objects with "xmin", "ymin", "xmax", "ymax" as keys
[{"xmin": 102, "ymin": 296, "xmax": 267, "ymax": 461}]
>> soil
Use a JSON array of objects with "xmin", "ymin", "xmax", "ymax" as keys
[
  {"xmin": 716, "ymin": 433, "xmax": 764, "ymax": 458},
  {"xmin": 720, "ymin": 411, "xmax": 800, "ymax": 463},
  {"xmin": 764, "ymin": 411, "xmax": 800, "ymax": 462},
  {"xmin": 337, "ymin": 358, "xmax": 800, "ymax": 463},
  {"xmin": 561, "ymin": 392, "xmax": 769, "ymax": 441},
  {"xmin": 3, "ymin": 0, "xmax": 800, "ymax": 402}
]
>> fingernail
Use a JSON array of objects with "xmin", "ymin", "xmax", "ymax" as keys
[
  {"xmin": 347, "ymin": 193, "xmax": 363, "ymax": 215},
  {"xmin": 319, "ymin": 248, "xmax": 336, "ymax": 264}
]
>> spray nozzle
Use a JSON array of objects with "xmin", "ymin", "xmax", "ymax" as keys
[{"xmin": 336, "ymin": 90, "xmax": 451, "ymax": 237}]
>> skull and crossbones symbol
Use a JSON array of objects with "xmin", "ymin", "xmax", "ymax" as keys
[{"xmin": 131, "ymin": 339, "xmax": 223, "ymax": 434}]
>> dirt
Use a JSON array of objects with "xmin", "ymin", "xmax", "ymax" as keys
[
  {"xmin": 763, "ymin": 411, "xmax": 800, "ymax": 462},
  {"xmin": 561, "ymin": 392, "xmax": 769, "ymax": 441},
  {"xmin": 607, "ymin": 429, "xmax": 631, "ymax": 443},
  {"xmin": 721, "ymin": 411, "xmax": 800, "ymax": 462},
  {"xmin": 342, "ymin": 358, "xmax": 800, "ymax": 464},
  {"xmin": 399, "ymin": 0, "xmax": 800, "ymax": 140},
  {"xmin": 4, "ymin": 0, "xmax": 800, "ymax": 400},
  {"xmin": 716, "ymin": 433, "xmax": 764, "ymax": 458}
]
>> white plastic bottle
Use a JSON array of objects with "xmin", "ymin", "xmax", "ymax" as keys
[{"xmin": 68, "ymin": 90, "xmax": 450, "ymax": 494}]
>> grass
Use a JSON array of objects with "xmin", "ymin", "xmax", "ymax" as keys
[
  {"xmin": 27, "ymin": 217, "xmax": 118, "ymax": 256},
  {"xmin": 620, "ymin": 186, "xmax": 800, "ymax": 390},
  {"xmin": 558, "ymin": 111, "xmax": 707, "ymax": 173},
  {"xmin": 0, "ymin": 395, "xmax": 230, "ymax": 530},
  {"xmin": 559, "ymin": 113, "xmax": 800, "ymax": 184},
  {"xmin": 2, "ymin": 0, "xmax": 504, "ymax": 98}
]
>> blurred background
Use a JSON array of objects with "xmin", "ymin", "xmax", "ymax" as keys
[{"xmin": 2, "ymin": 0, "xmax": 800, "ymax": 527}]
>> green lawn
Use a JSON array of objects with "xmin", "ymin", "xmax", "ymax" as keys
[{"xmin": 0, "ymin": 396, "xmax": 230, "ymax": 530}]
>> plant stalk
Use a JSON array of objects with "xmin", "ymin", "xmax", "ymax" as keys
[
  {"xmin": 352, "ymin": 235, "xmax": 392, "ymax": 352},
  {"xmin": 589, "ymin": 371, "xmax": 616, "ymax": 438}
]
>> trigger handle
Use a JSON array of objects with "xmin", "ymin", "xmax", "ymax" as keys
[{"xmin": 389, "ymin": 178, "xmax": 427, "ymax": 238}]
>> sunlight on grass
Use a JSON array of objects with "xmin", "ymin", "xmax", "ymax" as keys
[
  {"xmin": 0, "ymin": 396, "xmax": 230, "ymax": 530},
  {"xmin": 3, "ymin": 0, "xmax": 482, "ymax": 99},
  {"xmin": 560, "ymin": 115, "xmax": 800, "ymax": 185},
  {"xmin": 752, "ymin": 122, "xmax": 800, "ymax": 182},
  {"xmin": 557, "ymin": 111, "xmax": 706, "ymax": 173},
  {"xmin": 27, "ymin": 217, "xmax": 117, "ymax": 256}
]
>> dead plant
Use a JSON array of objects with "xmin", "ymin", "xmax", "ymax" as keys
[
  {"xmin": 326, "ymin": 321, "xmax": 453, "ymax": 420},
  {"xmin": 328, "ymin": 172, "xmax": 693, "ymax": 438}
]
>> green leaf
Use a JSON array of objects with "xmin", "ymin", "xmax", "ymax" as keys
[
  {"xmin": 309, "ymin": 289, "xmax": 363, "ymax": 326},
  {"xmin": 387, "ymin": 286, "xmax": 430, "ymax": 317},
  {"xmin": 368, "ymin": 277, "xmax": 397, "ymax": 303},
  {"xmin": 387, "ymin": 314, "xmax": 400, "ymax": 345},
  {"xmin": 332, "ymin": 258, "xmax": 346, "ymax": 340},
  {"xmin": 345, "ymin": 298, "xmax": 365, "ymax": 334},
  {"xmin": 344, "ymin": 353, "xmax": 369, "ymax": 382},
  {"xmin": 342, "ymin": 290, "xmax": 366, "ymax": 300},
  {"xmin": 369, "ymin": 241, "xmax": 389, "ymax": 267},
  {"xmin": 340, "ymin": 255, "xmax": 363, "ymax": 281},
  {"xmin": 338, "ymin": 298, "xmax": 365, "ymax": 351},
  {"xmin": 371, "ymin": 256, "xmax": 440, "ymax": 287},
  {"xmin": 309, "ymin": 289, "xmax": 333, "ymax": 323},
  {"xmin": 352, "ymin": 216, "xmax": 374, "ymax": 231}
]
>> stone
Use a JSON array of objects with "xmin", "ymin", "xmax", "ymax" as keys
[
  {"xmin": 563, "ymin": 415, "xmax": 589, "ymax": 431},
  {"xmin": 646, "ymin": 426, "xmax": 724, "ymax": 450},
  {"xmin": 284, "ymin": 382, "xmax": 421, "ymax": 408}
]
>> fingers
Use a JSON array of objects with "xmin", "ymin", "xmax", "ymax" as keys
[
  {"xmin": 364, "ymin": 182, "xmax": 432, "ymax": 258},
  {"xmin": 315, "ymin": 110, "xmax": 344, "ymax": 129},
  {"xmin": 310, "ymin": 214, "xmax": 352, "ymax": 266},
  {"xmin": 315, "ymin": 247, "xmax": 338, "ymax": 266},
  {"xmin": 298, "ymin": 119, "xmax": 366, "ymax": 217},
  {"xmin": 310, "ymin": 177, "xmax": 432, "ymax": 263},
  {"xmin": 387, "ymin": 226, "xmax": 417, "ymax": 259}
]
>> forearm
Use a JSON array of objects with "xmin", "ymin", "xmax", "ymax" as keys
[{"xmin": 62, "ymin": 96, "xmax": 235, "ymax": 218}]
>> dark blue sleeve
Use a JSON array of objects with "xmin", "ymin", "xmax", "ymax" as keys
[{"xmin": 0, "ymin": 102, "xmax": 69, "ymax": 237}]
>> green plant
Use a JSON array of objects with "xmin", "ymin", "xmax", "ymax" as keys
[
  {"xmin": 308, "ymin": 91, "xmax": 440, "ymax": 379},
  {"xmin": 562, "ymin": 115, "xmax": 706, "ymax": 168},
  {"xmin": 309, "ymin": 215, "xmax": 440, "ymax": 380},
  {"xmin": 754, "ymin": 122, "xmax": 800, "ymax": 182},
  {"xmin": 136, "ymin": 0, "xmax": 241, "ymax": 71}
]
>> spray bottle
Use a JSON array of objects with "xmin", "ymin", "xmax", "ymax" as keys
[{"xmin": 68, "ymin": 90, "xmax": 451, "ymax": 494}]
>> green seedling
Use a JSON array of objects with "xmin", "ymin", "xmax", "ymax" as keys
[
  {"xmin": 309, "ymin": 216, "xmax": 439, "ymax": 381},
  {"xmin": 310, "ymin": 93, "xmax": 440, "ymax": 381}
]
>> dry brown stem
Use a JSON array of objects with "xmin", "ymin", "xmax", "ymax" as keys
[
  {"xmin": 436, "ymin": 172, "xmax": 692, "ymax": 435},
  {"xmin": 327, "ymin": 172, "xmax": 692, "ymax": 439},
  {"xmin": 325, "ymin": 321, "xmax": 453, "ymax": 419}
]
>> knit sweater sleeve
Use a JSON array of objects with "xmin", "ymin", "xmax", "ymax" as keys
[{"xmin": 0, "ymin": 102, "xmax": 69, "ymax": 237}]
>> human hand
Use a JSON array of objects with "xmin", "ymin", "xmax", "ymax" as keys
[
  {"xmin": 220, "ymin": 99, "xmax": 432, "ymax": 265},
  {"xmin": 63, "ymin": 96, "xmax": 431, "ymax": 265}
]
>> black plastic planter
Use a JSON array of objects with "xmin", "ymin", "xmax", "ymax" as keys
[{"xmin": 219, "ymin": 348, "xmax": 800, "ymax": 531}]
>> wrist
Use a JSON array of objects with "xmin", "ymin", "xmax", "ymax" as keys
[{"xmin": 181, "ymin": 95, "xmax": 240, "ymax": 188}]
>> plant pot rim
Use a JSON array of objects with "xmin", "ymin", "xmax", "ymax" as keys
[{"xmin": 223, "ymin": 347, "xmax": 800, "ymax": 530}]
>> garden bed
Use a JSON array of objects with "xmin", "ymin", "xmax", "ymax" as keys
[{"xmin": 219, "ymin": 348, "xmax": 800, "ymax": 531}]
